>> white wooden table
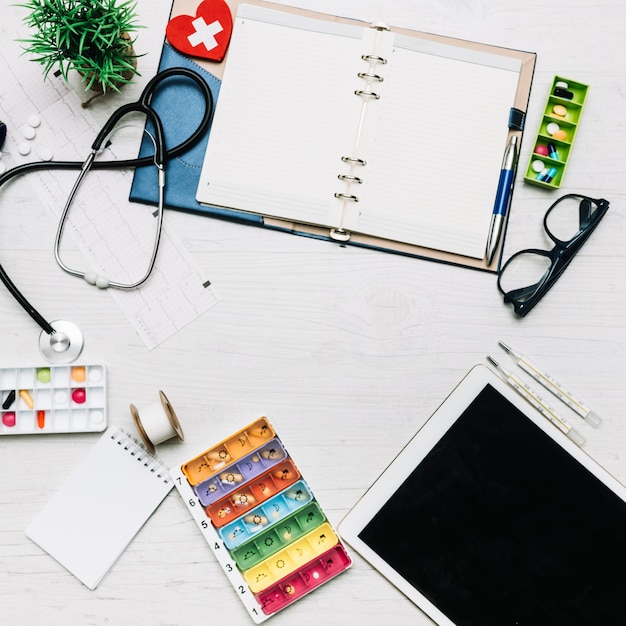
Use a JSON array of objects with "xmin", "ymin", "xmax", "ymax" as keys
[{"xmin": 1, "ymin": 1, "xmax": 625, "ymax": 624}]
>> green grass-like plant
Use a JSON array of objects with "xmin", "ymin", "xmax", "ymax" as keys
[{"xmin": 19, "ymin": 0, "xmax": 143, "ymax": 94}]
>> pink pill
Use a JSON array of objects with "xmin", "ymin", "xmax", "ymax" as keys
[
  {"xmin": 2, "ymin": 412, "xmax": 16, "ymax": 427},
  {"xmin": 72, "ymin": 388, "xmax": 87, "ymax": 404},
  {"xmin": 534, "ymin": 144, "xmax": 550, "ymax": 157}
]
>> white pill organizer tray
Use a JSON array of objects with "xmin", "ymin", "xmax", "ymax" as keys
[{"xmin": 0, "ymin": 364, "xmax": 107, "ymax": 434}]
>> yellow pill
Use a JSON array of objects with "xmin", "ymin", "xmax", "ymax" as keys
[
  {"xmin": 552, "ymin": 129, "xmax": 568, "ymax": 141},
  {"xmin": 552, "ymin": 104, "xmax": 567, "ymax": 117},
  {"xmin": 19, "ymin": 389, "xmax": 34, "ymax": 409}
]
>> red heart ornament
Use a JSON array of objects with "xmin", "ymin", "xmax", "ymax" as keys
[{"xmin": 166, "ymin": 0, "xmax": 233, "ymax": 62}]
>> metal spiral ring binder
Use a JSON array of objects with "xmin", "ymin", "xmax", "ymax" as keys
[
  {"xmin": 342, "ymin": 156, "xmax": 367, "ymax": 166},
  {"xmin": 332, "ymin": 22, "xmax": 391, "ymax": 243},
  {"xmin": 338, "ymin": 174, "xmax": 363, "ymax": 184},
  {"xmin": 361, "ymin": 54, "xmax": 387, "ymax": 64},
  {"xmin": 358, "ymin": 72, "xmax": 384, "ymax": 82},
  {"xmin": 355, "ymin": 89, "xmax": 381, "ymax": 100},
  {"xmin": 334, "ymin": 192, "xmax": 359, "ymax": 202}
]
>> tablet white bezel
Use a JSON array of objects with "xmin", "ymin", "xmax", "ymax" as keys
[{"xmin": 338, "ymin": 364, "xmax": 626, "ymax": 626}]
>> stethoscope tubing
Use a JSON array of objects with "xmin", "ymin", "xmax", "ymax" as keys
[{"xmin": 0, "ymin": 66, "xmax": 214, "ymax": 336}]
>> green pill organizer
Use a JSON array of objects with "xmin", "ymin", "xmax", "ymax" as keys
[{"xmin": 524, "ymin": 76, "xmax": 589, "ymax": 189}]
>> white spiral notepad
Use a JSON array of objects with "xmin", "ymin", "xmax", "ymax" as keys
[{"xmin": 26, "ymin": 426, "xmax": 172, "ymax": 589}]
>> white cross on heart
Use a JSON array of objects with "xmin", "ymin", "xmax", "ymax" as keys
[{"xmin": 187, "ymin": 16, "xmax": 224, "ymax": 52}]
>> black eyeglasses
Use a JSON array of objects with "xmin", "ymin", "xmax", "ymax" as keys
[{"xmin": 498, "ymin": 193, "xmax": 609, "ymax": 317}]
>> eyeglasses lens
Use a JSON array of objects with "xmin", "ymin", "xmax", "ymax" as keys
[
  {"xmin": 545, "ymin": 194, "xmax": 594, "ymax": 242},
  {"xmin": 498, "ymin": 251, "xmax": 552, "ymax": 300}
]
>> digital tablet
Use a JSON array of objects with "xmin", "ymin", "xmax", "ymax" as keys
[{"xmin": 339, "ymin": 364, "xmax": 626, "ymax": 626}]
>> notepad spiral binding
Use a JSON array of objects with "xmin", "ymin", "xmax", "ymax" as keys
[
  {"xmin": 110, "ymin": 427, "xmax": 171, "ymax": 484},
  {"xmin": 331, "ymin": 23, "xmax": 390, "ymax": 242}
]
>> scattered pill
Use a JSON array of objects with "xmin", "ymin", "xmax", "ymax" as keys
[
  {"xmin": 531, "ymin": 159, "xmax": 545, "ymax": 173},
  {"xmin": 244, "ymin": 513, "xmax": 269, "ymax": 526},
  {"xmin": 548, "ymin": 143, "xmax": 559, "ymax": 159},
  {"xmin": 19, "ymin": 389, "xmax": 34, "ymax": 409},
  {"xmin": 36, "ymin": 367, "xmax": 51, "ymax": 383},
  {"xmin": 543, "ymin": 167, "xmax": 558, "ymax": 183},
  {"xmin": 71, "ymin": 366, "xmax": 87, "ymax": 383},
  {"xmin": 2, "ymin": 412, "xmax": 16, "ymax": 427},
  {"xmin": 2, "ymin": 389, "xmax": 16, "ymax": 410},
  {"xmin": 71, "ymin": 388, "xmax": 86, "ymax": 404},
  {"xmin": 546, "ymin": 122, "xmax": 560, "ymax": 135},
  {"xmin": 27, "ymin": 114, "xmax": 41, "ymax": 127},
  {"xmin": 21, "ymin": 126, "xmax": 36, "ymax": 140},
  {"xmin": 552, "ymin": 104, "xmax": 567, "ymax": 117},
  {"xmin": 17, "ymin": 141, "xmax": 30, "ymax": 155},
  {"xmin": 261, "ymin": 447, "xmax": 281, "ymax": 460},
  {"xmin": 37, "ymin": 146, "xmax": 53, "ymax": 161},
  {"xmin": 219, "ymin": 471, "xmax": 243, "ymax": 485},
  {"xmin": 233, "ymin": 493, "xmax": 255, "ymax": 507},
  {"xmin": 90, "ymin": 410, "xmax": 105, "ymax": 424},
  {"xmin": 552, "ymin": 129, "xmax": 567, "ymax": 141},
  {"xmin": 88, "ymin": 367, "xmax": 103, "ymax": 383},
  {"xmin": 37, "ymin": 410, "xmax": 46, "ymax": 429},
  {"xmin": 286, "ymin": 488, "xmax": 306, "ymax": 501},
  {"xmin": 534, "ymin": 144, "xmax": 549, "ymax": 157},
  {"xmin": 554, "ymin": 87, "xmax": 573, "ymax": 100},
  {"xmin": 249, "ymin": 424, "xmax": 271, "ymax": 438}
]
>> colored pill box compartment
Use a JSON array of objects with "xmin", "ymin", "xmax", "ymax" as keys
[
  {"xmin": 546, "ymin": 98, "xmax": 583, "ymax": 125},
  {"xmin": 194, "ymin": 438, "xmax": 288, "ymax": 506},
  {"xmin": 524, "ymin": 76, "xmax": 588, "ymax": 190},
  {"xmin": 231, "ymin": 501, "xmax": 327, "ymax": 570},
  {"xmin": 256, "ymin": 544, "xmax": 352, "ymax": 616},
  {"xmin": 182, "ymin": 417, "xmax": 276, "ymax": 486},
  {"xmin": 206, "ymin": 459, "xmax": 301, "ymax": 527},
  {"xmin": 219, "ymin": 479, "xmax": 314, "ymax": 549},
  {"xmin": 244, "ymin": 522, "xmax": 340, "ymax": 593}
]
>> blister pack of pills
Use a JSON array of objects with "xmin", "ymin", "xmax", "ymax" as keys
[{"xmin": 0, "ymin": 364, "xmax": 107, "ymax": 434}]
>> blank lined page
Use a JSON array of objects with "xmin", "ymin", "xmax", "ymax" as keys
[
  {"xmin": 348, "ymin": 37, "xmax": 521, "ymax": 258},
  {"xmin": 26, "ymin": 427, "xmax": 172, "ymax": 589},
  {"xmin": 196, "ymin": 4, "xmax": 365, "ymax": 227}
]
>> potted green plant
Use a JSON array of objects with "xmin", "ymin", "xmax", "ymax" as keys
[{"xmin": 18, "ymin": 0, "xmax": 142, "ymax": 103}]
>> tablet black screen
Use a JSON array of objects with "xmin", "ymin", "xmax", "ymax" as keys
[{"xmin": 358, "ymin": 384, "xmax": 626, "ymax": 625}]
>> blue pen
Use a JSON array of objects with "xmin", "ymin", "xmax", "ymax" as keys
[{"xmin": 486, "ymin": 135, "xmax": 518, "ymax": 264}]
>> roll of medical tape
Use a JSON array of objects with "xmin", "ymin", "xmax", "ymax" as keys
[{"xmin": 130, "ymin": 390, "xmax": 184, "ymax": 454}]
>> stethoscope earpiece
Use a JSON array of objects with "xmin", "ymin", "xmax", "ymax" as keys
[{"xmin": 38, "ymin": 319, "xmax": 85, "ymax": 364}]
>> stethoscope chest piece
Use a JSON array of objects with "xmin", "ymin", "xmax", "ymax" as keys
[{"xmin": 39, "ymin": 319, "xmax": 85, "ymax": 363}]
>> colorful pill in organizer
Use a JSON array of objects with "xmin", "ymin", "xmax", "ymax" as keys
[
  {"xmin": 194, "ymin": 439, "xmax": 288, "ymax": 506},
  {"xmin": 206, "ymin": 458, "xmax": 301, "ymax": 527},
  {"xmin": 182, "ymin": 418, "xmax": 276, "ymax": 486},
  {"xmin": 0, "ymin": 365, "xmax": 107, "ymax": 434},
  {"xmin": 173, "ymin": 417, "xmax": 351, "ymax": 622}
]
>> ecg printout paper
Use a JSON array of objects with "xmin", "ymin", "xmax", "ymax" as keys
[{"xmin": 0, "ymin": 32, "xmax": 219, "ymax": 349}]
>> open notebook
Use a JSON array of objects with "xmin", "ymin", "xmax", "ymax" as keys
[
  {"xmin": 195, "ymin": 1, "xmax": 535, "ymax": 269},
  {"xmin": 129, "ymin": 0, "xmax": 535, "ymax": 270}
]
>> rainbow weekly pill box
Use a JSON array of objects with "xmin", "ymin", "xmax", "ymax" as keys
[
  {"xmin": 172, "ymin": 417, "xmax": 352, "ymax": 622},
  {"xmin": 0, "ymin": 364, "xmax": 107, "ymax": 434},
  {"xmin": 524, "ymin": 76, "xmax": 589, "ymax": 189}
]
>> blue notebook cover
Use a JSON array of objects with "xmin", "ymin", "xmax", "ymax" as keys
[{"xmin": 129, "ymin": 42, "xmax": 263, "ymax": 226}]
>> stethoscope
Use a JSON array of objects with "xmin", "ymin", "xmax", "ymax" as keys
[{"xmin": 0, "ymin": 67, "xmax": 213, "ymax": 363}]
